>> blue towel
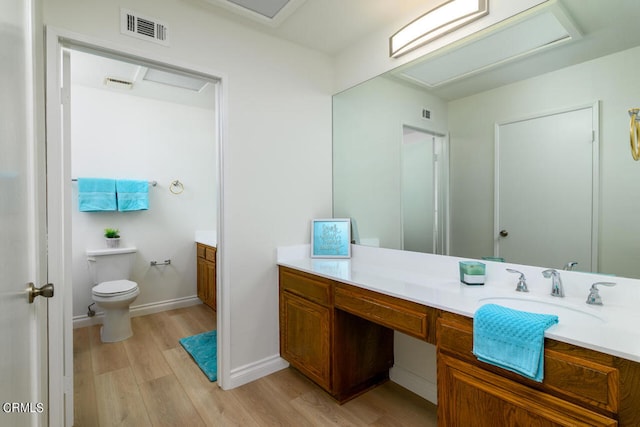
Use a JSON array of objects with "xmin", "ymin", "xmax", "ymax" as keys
[
  {"xmin": 77, "ymin": 178, "xmax": 116, "ymax": 212},
  {"xmin": 473, "ymin": 304, "xmax": 558, "ymax": 382},
  {"xmin": 116, "ymin": 179, "xmax": 149, "ymax": 211}
]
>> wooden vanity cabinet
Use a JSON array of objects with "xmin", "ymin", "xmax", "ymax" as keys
[
  {"xmin": 196, "ymin": 243, "xmax": 216, "ymax": 310},
  {"xmin": 436, "ymin": 311, "xmax": 640, "ymax": 426},
  {"xmin": 279, "ymin": 269, "xmax": 332, "ymax": 390},
  {"xmin": 279, "ymin": 265, "xmax": 640, "ymax": 424},
  {"xmin": 279, "ymin": 266, "xmax": 394, "ymax": 403}
]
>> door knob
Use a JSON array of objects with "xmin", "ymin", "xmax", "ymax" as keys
[
  {"xmin": 28, "ymin": 282, "xmax": 54, "ymax": 304},
  {"xmin": 499, "ymin": 230, "xmax": 509, "ymax": 237}
]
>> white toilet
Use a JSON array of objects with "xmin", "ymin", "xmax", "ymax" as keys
[{"xmin": 87, "ymin": 247, "xmax": 140, "ymax": 342}]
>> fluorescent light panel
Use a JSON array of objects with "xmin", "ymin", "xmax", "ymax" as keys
[
  {"xmin": 398, "ymin": 6, "xmax": 579, "ymax": 87},
  {"xmin": 143, "ymin": 68, "xmax": 208, "ymax": 92},
  {"xmin": 390, "ymin": 0, "xmax": 489, "ymax": 58}
]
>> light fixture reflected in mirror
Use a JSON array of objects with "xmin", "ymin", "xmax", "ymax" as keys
[{"xmin": 390, "ymin": 0, "xmax": 489, "ymax": 58}]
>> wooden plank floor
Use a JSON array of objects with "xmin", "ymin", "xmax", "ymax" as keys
[{"xmin": 73, "ymin": 304, "xmax": 438, "ymax": 426}]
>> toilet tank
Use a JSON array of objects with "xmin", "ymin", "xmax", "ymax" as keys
[{"xmin": 86, "ymin": 247, "xmax": 137, "ymax": 284}]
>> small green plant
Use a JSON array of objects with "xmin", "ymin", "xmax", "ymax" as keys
[{"xmin": 104, "ymin": 228, "xmax": 120, "ymax": 238}]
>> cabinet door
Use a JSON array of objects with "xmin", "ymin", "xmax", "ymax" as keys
[
  {"xmin": 205, "ymin": 260, "xmax": 216, "ymax": 309},
  {"xmin": 438, "ymin": 353, "xmax": 617, "ymax": 427},
  {"xmin": 197, "ymin": 257, "xmax": 208, "ymax": 303},
  {"xmin": 280, "ymin": 291, "xmax": 331, "ymax": 391}
]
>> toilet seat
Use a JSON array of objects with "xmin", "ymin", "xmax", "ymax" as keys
[{"xmin": 92, "ymin": 279, "xmax": 138, "ymax": 297}]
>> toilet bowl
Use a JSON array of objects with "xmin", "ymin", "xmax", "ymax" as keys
[
  {"xmin": 87, "ymin": 247, "xmax": 140, "ymax": 342},
  {"xmin": 92, "ymin": 279, "xmax": 140, "ymax": 342}
]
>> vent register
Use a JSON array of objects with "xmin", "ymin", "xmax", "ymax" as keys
[{"xmin": 120, "ymin": 9, "xmax": 169, "ymax": 46}]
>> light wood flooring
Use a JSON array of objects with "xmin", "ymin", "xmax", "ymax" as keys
[{"xmin": 73, "ymin": 304, "xmax": 438, "ymax": 426}]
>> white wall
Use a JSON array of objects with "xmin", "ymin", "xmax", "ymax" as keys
[
  {"xmin": 448, "ymin": 45, "xmax": 640, "ymax": 278},
  {"xmin": 333, "ymin": 76, "xmax": 447, "ymax": 249},
  {"xmin": 45, "ymin": 0, "xmax": 333, "ymax": 386},
  {"xmin": 70, "ymin": 84, "xmax": 216, "ymax": 319}
]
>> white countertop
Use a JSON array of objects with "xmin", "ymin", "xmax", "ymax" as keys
[
  {"xmin": 195, "ymin": 230, "xmax": 217, "ymax": 247},
  {"xmin": 277, "ymin": 244, "xmax": 640, "ymax": 363}
]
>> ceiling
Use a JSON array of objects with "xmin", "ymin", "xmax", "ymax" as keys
[
  {"xmin": 70, "ymin": 0, "xmax": 435, "ymax": 105},
  {"xmin": 191, "ymin": 0, "xmax": 435, "ymax": 55},
  {"xmin": 193, "ymin": 0, "xmax": 640, "ymax": 99},
  {"xmin": 72, "ymin": 0, "xmax": 640, "ymax": 104},
  {"xmin": 70, "ymin": 50, "xmax": 217, "ymax": 109}
]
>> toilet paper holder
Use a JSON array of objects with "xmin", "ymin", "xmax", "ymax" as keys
[{"xmin": 150, "ymin": 259, "xmax": 171, "ymax": 266}]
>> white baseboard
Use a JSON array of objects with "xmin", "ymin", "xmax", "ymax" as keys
[
  {"xmin": 226, "ymin": 354, "xmax": 289, "ymax": 389},
  {"xmin": 390, "ymin": 365, "xmax": 438, "ymax": 405},
  {"xmin": 72, "ymin": 295, "xmax": 202, "ymax": 329}
]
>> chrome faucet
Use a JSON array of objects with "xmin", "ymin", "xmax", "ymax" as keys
[
  {"xmin": 507, "ymin": 269, "xmax": 528, "ymax": 292},
  {"xmin": 542, "ymin": 269, "xmax": 564, "ymax": 297},
  {"xmin": 563, "ymin": 261, "xmax": 578, "ymax": 271},
  {"xmin": 586, "ymin": 282, "xmax": 616, "ymax": 305}
]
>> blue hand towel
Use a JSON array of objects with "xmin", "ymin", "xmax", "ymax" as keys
[
  {"xmin": 77, "ymin": 178, "xmax": 116, "ymax": 212},
  {"xmin": 473, "ymin": 304, "xmax": 558, "ymax": 382},
  {"xmin": 116, "ymin": 179, "xmax": 149, "ymax": 211}
]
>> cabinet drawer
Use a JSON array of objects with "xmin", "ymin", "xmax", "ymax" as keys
[
  {"xmin": 335, "ymin": 283, "xmax": 430, "ymax": 341},
  {"xmin": 437, "ymin": 314, "xmax": 619, "ymax": 414},
  {"xmin": 279, "ymin": 267, "xmax": 332, "ymax": 307},
  {"xmin": 197, "ymin": 243, "xmax": 216, "ymax": 262}
]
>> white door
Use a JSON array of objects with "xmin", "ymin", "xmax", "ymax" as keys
[
  {"xmin": 0, "ymin": 1, "xmax": 50, "ymax": 426},
  {"xmin": 495, "ymin": 104, "xmax": 597, "ymax": 271}
]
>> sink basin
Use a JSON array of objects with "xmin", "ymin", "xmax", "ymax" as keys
[{"xmin": 478, "ymin": 296, "xmax": 605, "ymax": 325}]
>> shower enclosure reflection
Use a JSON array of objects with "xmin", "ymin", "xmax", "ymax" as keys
[{"xmin": 401, "ymin": 126, "xmax": 447, "ymax": 254}]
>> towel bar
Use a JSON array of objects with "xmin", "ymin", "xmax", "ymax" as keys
[{"xmin": 72, "ymin": 178, "xmax": 157, "ymax": 187}]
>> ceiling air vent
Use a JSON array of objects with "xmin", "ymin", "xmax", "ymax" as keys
[
  {"xmin": 120, "ymin": 9, "xmax": 169, "ymax": 46},
  {"xmin": 104, "ymin": 77, "xmax": 134, "ymax": 90}
]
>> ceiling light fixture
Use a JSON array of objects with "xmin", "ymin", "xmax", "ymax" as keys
[{"xmin": 390, "ymin": 0, "xmax": 489, "ymax": 58}]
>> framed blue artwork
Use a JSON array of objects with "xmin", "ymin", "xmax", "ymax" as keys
[{"xmin": 311, "ymin": 218, "xmax": 352, "ymax": 258}]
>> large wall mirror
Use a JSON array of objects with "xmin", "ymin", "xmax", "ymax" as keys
[{"xmin": 333, "ymin": 0, "xmax": 640, "ymax": 279}]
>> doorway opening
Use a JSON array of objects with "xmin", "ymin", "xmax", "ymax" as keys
[
  {"xmin": 46, "ymin": 30, "xmax": 226, "ymax": 426},
  {"xmin": 67, "ymin": 48, "xmax": 218, "ymax": 327}
]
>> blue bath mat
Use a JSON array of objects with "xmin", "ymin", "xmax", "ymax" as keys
[{"xmin": 179, "ymin": 330, "xmax": 217, "ymax": 382}]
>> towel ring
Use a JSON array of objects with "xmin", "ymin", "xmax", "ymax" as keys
[
  {"xmin": 629, "ymin": 108, "xmax": 640, "ymax": 161},
  {"xmin": 169, "ymin": 180, "xmax": 184, "ymax": 194}
]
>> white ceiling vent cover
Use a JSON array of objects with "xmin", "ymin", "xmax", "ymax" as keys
[
  {"xmin": 120, "ymin": 9, "xmax": 169, "ymax": 46},
  {"xmin": 104, "ymin": 77, "xmax": 134, "ymax": 90}
]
